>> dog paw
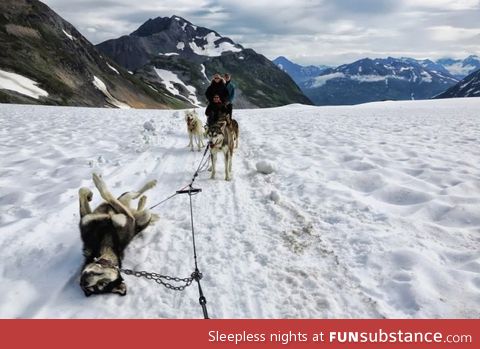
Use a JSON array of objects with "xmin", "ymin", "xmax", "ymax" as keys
[
  {"xmin": 92, "ymin": 173, "xmax": 112, "ymax": 199},
  {"xmin": 137, "ymin": 195, "xmax": 147, "ymax": 211},
  {"xmin": 79, "ymin": 187, "xmax": 93, "ymax": 201},
  {"xmin": 145, "ymin": 179, "xmax": 157, "ymax": 189},
  {"xmin": 92, "ymin": 173, "xmax": 104, "ymax": 187}
]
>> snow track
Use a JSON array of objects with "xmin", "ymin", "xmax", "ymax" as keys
[{"xmin": 0, "ymin": 100, "xmax": 479, "ymax": 318}]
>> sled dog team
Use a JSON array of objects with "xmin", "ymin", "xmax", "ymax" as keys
[
  {"xmin": 78, "ymin": 74, "xmax": 239, "ymax": 297},
  {"xmin": 186, "ymin": 72, "xmax": 239, "ymax": 182},
  {"xmin": 185, "ymin": 109, "xmax": 238, "ymax": 181},
  {"xmin": 78, "ymin": 105, "xmax": 239, "ymax": 296},
  {"xmin": 79, "ymin": 107, "xmax": 239, "ymax": 297}
]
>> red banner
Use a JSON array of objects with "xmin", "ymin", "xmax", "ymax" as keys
[{"xmin": 1, "ymin": 319, "xmax": 477, "ymax": 349}]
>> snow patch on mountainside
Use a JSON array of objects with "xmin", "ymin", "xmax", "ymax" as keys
[
  {"xmin": 159, "ymin": 52, "xmax": 179, "ymax": 56},
  {"xmin": 62, "ymin": 29, "xmax": 74, "ymax": 41},
  {"xmin": 189, "ymin": 32, "xmax": 242, "ymax": 57},
  {"xmin": 106, "ymin": 63, "xmax": 120, "ymax": 75},
  {"xmin": 200, "ymin": 64, "xmax": 209, "ymax": 82},
  {"xmin": 0, "ymin": 69, "xmax": 49, "ymax": 99},
  {"xmin": 92, "ymin": 76, "xmax": 131, "ymax": 109},
  {"xmin": 154, "ymin": 68, "xmax": 201, "ymax": 106}
]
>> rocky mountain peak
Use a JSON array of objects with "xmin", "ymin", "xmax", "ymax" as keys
[
  {"xmin": 464, "ymin": 55, "xmax": 480, "ymax": 65},
  {"xmin": 96, "ymin": 16, "xmax": 311, "ymax": 108},
  {"xmin": 131, "ymin": 15, "xmax": 195, "ymax": 37},
  {"xmin": 97, "ymin": 15, "xmax": 244, "ymax": 71}
]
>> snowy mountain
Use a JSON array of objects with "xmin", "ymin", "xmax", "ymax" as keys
[
  {"xmin": 97, "ymin": 16, "xmax": 244, "ymax": 71},
  {"xmin": 402, "ymin": 58, "xmax": 453, "ymax": 78},
  {"xmin": 1, "ymin": 98, "xmax": 480, "ymax": 318},
  {"xmin": 273, "ymin": 56, "xmax": 329, "ymax": 85},
  {"xmin": 436, "ymin": 55, "xmax": 480, "ymax": 80},
  {"xmin": 0, "ymin": 0, "xmax": 189, "ymax": 108},
  {"xmin": 97, "ymin": 16, "xmax": 312, "ymax": 108},
  {"xmin": 301, "ymin": 57, "xmax": 459, "ymax": 105},
  {"xmin": 435, "ymin": 68, "xmax": 480, "ymax": 98}
]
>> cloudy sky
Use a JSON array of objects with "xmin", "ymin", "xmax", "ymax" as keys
[{"xmin": 42, "ymin": 0, "xmax": 480, "ymax": 66}]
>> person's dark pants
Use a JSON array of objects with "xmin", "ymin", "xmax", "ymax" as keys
[
  {"xmin": 207, "ymin": 114, "xmax": 215, "ymax": 127},
  {"xmin": 226, "ymin": 103, "xmax": 233, "ymax": 117}
]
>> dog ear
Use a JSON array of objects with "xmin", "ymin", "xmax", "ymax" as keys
[{"xmin": 111, "ymin": 281, "xmax": 127, "ymax": 296}]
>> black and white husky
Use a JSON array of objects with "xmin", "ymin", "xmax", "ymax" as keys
[
  {"xmin": 207, "ymin": 120, "xmax": 235, "ymax": 181},
  {"xmin": 78, "ymin": 173, "xmax": 156, "ymax": 296}
]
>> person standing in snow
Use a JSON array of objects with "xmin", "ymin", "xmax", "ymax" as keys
[{"xmin": 224, "ymin": 73, "xmax": 235, "ymax": 117}]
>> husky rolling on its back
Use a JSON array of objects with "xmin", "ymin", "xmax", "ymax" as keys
[{"xmin": 78, "ymin": 173, "xmax": 157, "ymax": 296}]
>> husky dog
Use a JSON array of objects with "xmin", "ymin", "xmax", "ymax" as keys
[
  {"xmin": 207, "ymin": 120, "xmax": 235, "ymax": 181},
  {"xmin": 78, "ymin": 173, "xmax": 157, "ymax": 296},
  {"xmin": 185, "ymin": 110, "xmax": 205, "ymax": 151}
]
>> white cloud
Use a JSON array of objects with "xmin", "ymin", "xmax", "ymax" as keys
[
  {"xmin": 404, "ymin": 0, "xmax": 480, "ymax": 11},
  {"xmin": 311, "ymin": 73, "xmax": 345, "ymax": 87},
  {"xmin": 41, "ymin": 0, "xmax": 480, "ymax": 65},
  {"xmin": 428, "ymin": 26, "xmax": 480, "ymax": 41}
]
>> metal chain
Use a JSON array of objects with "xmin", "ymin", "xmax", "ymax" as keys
[
  {"xmin": 120, "ymin": 144, "xmax": 210, "ymax": 317},
  {"xmin": 119, "ymin": 268, "xmax": 194, "ymax": 291}
]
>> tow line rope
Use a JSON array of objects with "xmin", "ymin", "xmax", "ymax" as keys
[
  {"xmin": 120, "ymin": 144, "xmax": 211, "ymax": 319},
  {"xmin": 148, "ymin": 145, "xmax": 210, "ymax": 210}
]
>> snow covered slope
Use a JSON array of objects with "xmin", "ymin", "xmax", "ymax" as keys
[
  {"xmin": 0, "ymin": 99, "xmax": 479, "ymax": 318},
  {"xmin": 436, "ymin": 69, "xmax": 480, "ymax": 99}
]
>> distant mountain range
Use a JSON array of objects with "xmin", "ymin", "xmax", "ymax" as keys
[
  {"xmin": 273, "ymin": 56, "xmax": 329, "ymax": 84},
  {"xmin": 436, "ymin": 56, "xmax": 480, "ymax": 80},
  {"xmin": 2, "ymin": 0, "xmax": 477, "ymax": 109},
  {"xmin": 275, "ymin": 56, "xmax": 480, "ymax": 105},
  {"xmin": 0, "ymin": 0, "xmax": 186, "ymax": 108},
  {"xmin": 96, "ymin": 16, "xmax": 311, "ymax": 108}
]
